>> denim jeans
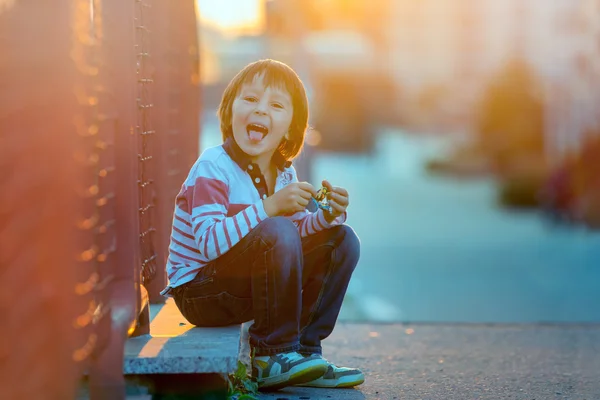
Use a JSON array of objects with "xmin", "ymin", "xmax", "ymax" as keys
[{"xmin": 171, "ymin": 216, "xmax": 360, "ymax": 356}]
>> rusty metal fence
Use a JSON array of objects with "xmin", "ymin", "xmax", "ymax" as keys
[
  {"xmin": 143, "ymin": 0, "xmax": 201, "ymax": 303},
  {"xmin": 0, "ymin": 1, "xmax": 200, "ymax": 399}
]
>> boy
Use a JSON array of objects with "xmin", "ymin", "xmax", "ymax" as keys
[{"xmin": 161, "ymin": 59, "xmax": 363, "ymax": 390}]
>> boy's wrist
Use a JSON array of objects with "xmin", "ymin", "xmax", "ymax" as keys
[
  {"xmin": 323, "ymin": 210, "xmax": 338, "ymax": 224},
  {"xmin": 263, "ymin": 197, "xmax": 277, "ymax": 217}
]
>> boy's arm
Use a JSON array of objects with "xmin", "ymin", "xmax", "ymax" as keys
[
  {"xmin": 185, "ymin": 161, "xmax": 268, "ymax": 262},
  {"xmin": 291, "ymin": 208, "xmax": 347, "ymax": 238},
  {"xmin": 285, "ymin": 166, "xmax": 347, "ymax": 238}
]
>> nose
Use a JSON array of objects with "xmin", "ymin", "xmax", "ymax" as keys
[{"xmin": 253, "ymin": 98, "xmax": 269, "ymax": 115}]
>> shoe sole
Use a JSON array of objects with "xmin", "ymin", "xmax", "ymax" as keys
[
  {"xmin": 258, "ymin": 363, "xmax": 328, "ymax": 391},
  {"xmin": 296, "ymin": 374, "xmax": 365, "ymax": 388}
]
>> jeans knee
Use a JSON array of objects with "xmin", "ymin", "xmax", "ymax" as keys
[
  {"xmin": 257, "ymin": 216, "xmax": 301, "ymax": 251},
  {"xmin": 336, "ymin": 225, "xmax": 361, "ymax": 268}
]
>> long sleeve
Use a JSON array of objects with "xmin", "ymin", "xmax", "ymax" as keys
[
  {"xmin": 292, "ymin": 207, "xmax": 347, "ymax": 238},
  {"xmin": 175, "ymin": 160, "xmax": 268, "ymax": 263},
  {"xmin": 284, "ymin": 166, "xmax": 347, "ymax": 238}
]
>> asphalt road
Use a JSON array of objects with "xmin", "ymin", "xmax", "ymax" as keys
[
  {"xmin": 259, "ymin": 322, "xmax": 600, "ymax": 400},
  {"xmin": 309, "ymin": 130, "xmax": 600, "ymax": 324},
  {"xmin": 104, "ymin": 323, "xmax": 600, "ymax": 400}
]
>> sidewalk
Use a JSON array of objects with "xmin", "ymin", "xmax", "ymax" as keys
[
  {"xmin": 258, "ymin": 322, "xmax": 600, "ymax": 400},
  {"xmin": 116, "ymin": 321, "xmax": 600, "ymax": 399}
]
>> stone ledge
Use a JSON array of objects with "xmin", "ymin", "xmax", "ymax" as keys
[{"xmin": 124, "ymin": 298, "xmax": 242, "ymax": 374}]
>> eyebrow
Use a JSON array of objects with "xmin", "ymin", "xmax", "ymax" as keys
[
  {"xmin": 269, "ymin": 91, "xmax": 292, "ymax": 106},
  {"xmin": 240, "ymin": 84, "xmax": 292, "ymax": 106}
]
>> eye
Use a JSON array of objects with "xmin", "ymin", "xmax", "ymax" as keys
[
  {"xmin": 244, "ymin": 96, "xmax": 258, "ymax": 103},
  {"xmin": 271, "ymin": 102, "xmax": 284, "ymax": 109}
]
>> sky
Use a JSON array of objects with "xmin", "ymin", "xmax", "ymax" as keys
[{"xmin": 196, "ymin": 0, "xmax": 263, "ymax": 32}]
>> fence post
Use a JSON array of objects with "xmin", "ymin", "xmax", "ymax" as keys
[
  {"xmin": 145, "ymin": 0, "xmax": 201, "ymax": 302},
  {"xmin": 0, "ymin": 1, "xmax": 103, "ymax": 398}
]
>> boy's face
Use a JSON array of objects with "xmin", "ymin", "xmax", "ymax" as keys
[{"xmin": 231, "ymin": 73, "xmax": 293, "ymax": 164}]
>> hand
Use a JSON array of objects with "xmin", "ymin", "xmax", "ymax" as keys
[
  {"xmin": 321, "ymin": 180, "xmax": 349, "ymax": 222},
  {"xmin": 263, "ymin": 182, "xmax": 317, "ymax": 217}
]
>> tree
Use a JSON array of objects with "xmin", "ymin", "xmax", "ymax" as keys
[{"xmin": 474, "ymin": 58, "xmax": 545, "ymax": 174}]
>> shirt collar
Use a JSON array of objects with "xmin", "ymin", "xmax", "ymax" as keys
[{"xmin": 223, "ymin": 137, "xmax": 291, "ymax": 172}]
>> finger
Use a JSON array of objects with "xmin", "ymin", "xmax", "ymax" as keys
[
  {"xmin": 290, "ymin": 198, "xmax": 308, "ymax": 212},
  {"xmin": 298, "ymin": 182, "xmax": 317, "ymax": 197},
  {"xmin": 328, "ymin": 192, "xmax": 348, "ymax": 207},
  {"xmin": 327, "ymin": 199, "xmax": 346, "ymax": 214},
  {"xmin": 321, "ymin": 179, "xmax": 334, "ymax": 192},
  {"xmin": 298, "ymin": 190, "xmax": 313, "ymax": 201},
  {"xmin": 332, "ymin": 186, "xmax": 348, "ymax": 197},
  {"xmin": 297, "ymin": 196, "xmax": 310, "ymax": 207},
  {"xmin": 328, "ymin": 192, "xmax": 349, "ymax": 206}
]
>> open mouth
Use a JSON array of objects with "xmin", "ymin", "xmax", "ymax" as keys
[{"xmin": 246, "ymin": 123, "xmax": 269, "ymax": 142}]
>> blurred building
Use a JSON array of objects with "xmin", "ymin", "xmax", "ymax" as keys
[
  {"xmin": 386, "ymin": 0, "xmax": 556, "ymax": 129},
  {"xmin": 198, "ymin": 0, "xmax": 600, "ymax": 159},
  {"xmin": 262, "ymin": 0, "xmax": 580, "ymax": 132},
  {"xmin": 264, "ymin": 0, "xmax": 397, "ymax": 152},
  {"xmin": 542, "ymin": 0, "xmax": 600, "ymax": 163},
  {"xmin": 197, "ymin": 21, "xmax": 269, "ymax": 109},
  {"xmin": 391, "ymin": 0, "xmax": 600, "ymax": 156}
]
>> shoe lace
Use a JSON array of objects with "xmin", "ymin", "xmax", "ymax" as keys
[{"xmin": 279, "ymin": 351, "xmax": 304, "ymax": 364}]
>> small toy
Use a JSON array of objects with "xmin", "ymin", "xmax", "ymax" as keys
[{"xmin": 312, "ymin": 186, "xmax": 332, "ymax": 213}]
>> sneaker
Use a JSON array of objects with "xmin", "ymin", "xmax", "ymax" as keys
[
  {"xmin": 252, "ymin": 351, "xmax": 328, "ymax": 390},
  {"xmin": 296, "ymin": 356, "xmax": 365, "ymax": 388}
]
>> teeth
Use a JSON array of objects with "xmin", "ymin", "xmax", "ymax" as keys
[{"xmin": 247, "ymin": 123, "xmax": 268, "ymax": 135}]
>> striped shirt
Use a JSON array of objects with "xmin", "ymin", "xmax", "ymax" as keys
[{"xmin": 160, "ymin": 138, "xmax": 346, "ymax": 296}]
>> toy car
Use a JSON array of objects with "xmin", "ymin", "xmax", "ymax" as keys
[{"xmin": 312, "ymin": 186, "xmax": 332, "ymax": 213}]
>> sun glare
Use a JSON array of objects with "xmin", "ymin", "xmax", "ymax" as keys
[{"xmin": 196, "ymin": 0, "xmax": 264, "ymax": 33}]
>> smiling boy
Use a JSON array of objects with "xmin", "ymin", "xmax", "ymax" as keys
[{"xmin": 161, "ymin": 59, "xmax": 364, "ymax": 390}]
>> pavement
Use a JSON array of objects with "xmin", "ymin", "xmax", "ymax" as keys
[
  {"xmin": 115, "ymin": 293, "xmax": 600, "ymax": 400},
  {"xmin": 114, "ymin": 322, "xmax": 600, "ymax": 400},
  {"xmin": 258, "ymin": 322, "xmax": 600, "ymax": 400},
  {"xmin": 116, "ymin": 295, "xmax": 599, "ymax": 400}
]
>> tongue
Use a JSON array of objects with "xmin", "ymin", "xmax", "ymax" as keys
[{"xmin": 248, "ymin": 130, "xmax": 263, "ymax": 141}]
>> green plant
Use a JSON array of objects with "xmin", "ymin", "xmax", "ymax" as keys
[{"xmin": 227, "ymin": 361, "xmax": 258, "ymax": 400}]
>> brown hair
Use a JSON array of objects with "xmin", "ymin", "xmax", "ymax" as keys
[{"xmin": 217, "ymin": 59, "xmax": 309, "ymax": 161}]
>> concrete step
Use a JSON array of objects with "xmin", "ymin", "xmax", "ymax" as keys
[{"xmin": 124, "ymin": 298, "xmax": 242, "ymax": 375}]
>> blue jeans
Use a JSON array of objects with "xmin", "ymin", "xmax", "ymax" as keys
[{"xmin": 172, "ymin": 217, "xmax": 360, "ymax": 356}]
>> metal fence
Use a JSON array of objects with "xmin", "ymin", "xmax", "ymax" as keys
[{"xmin": 0, "ymin": 1, "xmax": 200, "ymax": 399}]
